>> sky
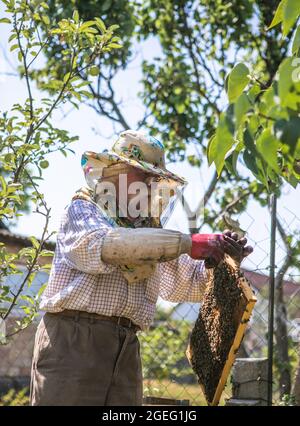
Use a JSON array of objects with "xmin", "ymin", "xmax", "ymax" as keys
[{"xmin": 1, "ymin": 5, "xmax": 300, "ymax": 277}]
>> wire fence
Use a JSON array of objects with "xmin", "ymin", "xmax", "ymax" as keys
[
  {"xmin": 139, "ymin": 195, "xmax": 300, "ymax": 406},
  {"xmin": 0, "ymin": 195, "xmax": 300, "ymax": 406}
]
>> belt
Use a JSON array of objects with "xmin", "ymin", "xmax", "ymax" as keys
[{"xmin": 51, "ymin": 309, "xmax": 141, "ymax": 333}]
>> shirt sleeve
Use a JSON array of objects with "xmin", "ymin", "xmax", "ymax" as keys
[
  {"xmin": 63, "ymin": 199, "xmax": 118, "ymax": 275},
  {"xmin": 101, "ymin": 227, "xmax": 188, "ymax": 265},
  {"xmin": 158, "ymin": 254, "xmax": 212, "ymax": 303}
]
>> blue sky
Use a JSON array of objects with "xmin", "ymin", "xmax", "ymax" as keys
[{"xmin": 1, "ymin": 6, "xmax": 300, "ymax": 276}]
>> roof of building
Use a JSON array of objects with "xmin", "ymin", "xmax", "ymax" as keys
[{"xmin": 0, "ymin": 228, "xmax": 55, "ymax": 251}]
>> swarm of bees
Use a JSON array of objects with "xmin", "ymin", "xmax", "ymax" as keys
[{"xmin": 186, "ymin": 255, "xmax": 256, "ymax": 405}]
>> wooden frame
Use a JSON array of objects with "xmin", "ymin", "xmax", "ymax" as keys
[{"xmin": 186, "ymin": 257, "xmax": 257, "ymax": 406}]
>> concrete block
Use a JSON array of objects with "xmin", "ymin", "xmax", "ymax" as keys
[
  {"xmin": 231, "ymin": 358, "xmax": 268, "ymax": 400},
  {"xmin": 225, "ymin": 398, "xmax": 267, "ymax": 406}
]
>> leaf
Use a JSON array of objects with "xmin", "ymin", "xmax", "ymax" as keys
[
  {"xmin": 89, "ymin": 66, "xmax": 100, "ymax": 76},
  {"xmin": 208, "ymin": 113, "xmax": 235, "ymax": 175},
  {"xmin": 39, "ymin": 160, "xmax": 49, "ymax": 169},
  {"xmin": 10, "ymin": 44, "xmax": 19, "ymax": 52},
  {"xmin": 268, "ymin": 0, "xmax": 287, "ymax": 29},
  {"xmin": 29, "ymin": 236, "xmax": 40, "ymax": 250},
  {"xmin": 275, "ymin": 117, "xmax": 300, "ymax": 156},
  {"xmin": 224, "ymin": 151, "xmax": 239, "ymax": 176},
  {"xmin": 256, "ymin": 128, "xmax": 280, "ymax": 172},
  {"xmin": 79, "ymin": 21, "xmax": 96, "ymax": 32},
  {"xmin": 174, "ymin": 103, "xmax": 186, "ymax": 114},
  {"xmin": 95, "ymin": 17, "xmax": 106, "ymax": 33},
  {"xmin": 63, "ymin": 72, "xmax": 71, "ymax": 84},
  {"xmin": 227, "ymin": 63, "xmax": 250, "ymax": 103},
  {"xmin": 37, "ymin": 283, "xmax": 47, "ymax": 298},
  {"xmin": 292, "ymin": 25, "xmax": 300, "ymax": 54},
  {"xmin": 108, "ymin": 43, "xmax": 122, "ymax": 49},
  {"xmin": 42, "ymin": 15, "xmax": 50, "ymax": 26},
  {"xmin": 0, "ymin": 18, "xmax": 11, "ymax": 24},
  {"xmin": 282, "ymin": 0, "xmax": 300, "ymax": 36},
  {"xmin": 278, "ymin": 57, "xmax": 293, "ymax": 104},
  {"xmin": 40, "ymin": 249, "xmax": 54, "ymax": 257},
  {"xmin": 243, "ymin": 150, "xmax": 259, "ymax": 176},
  {"xmin": 102, "ymin": 0, "xmax": 112, "ymax": 12},
  {"xmin": 73, "ymin": 10, "xmax": 79, "ymax": 23},
  {"xmin": 207, "ymin": 135, "xmax": 216, "ymax": 166},
  {"xmin": 234, "ymin": 93, "xmax": 251, "ymax": 128},
  {"xmin": 108, "ymin": 24, "xmax": 120, "ymax": 32},
  {"xmin": 0, "ymin": 175, "xmax": 7, "ymax": 192}
]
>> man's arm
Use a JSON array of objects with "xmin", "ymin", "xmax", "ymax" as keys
[
  {"xmin": 101, "ymin": 227, "xmax": 191, "ymax": 264},
  {"xmin": 158, "ymin": 255, "xmax": 212, "ymax": 303},
  {"xmin": 63, "ymin": 199, "xmax": 117, "ymax": 275}
]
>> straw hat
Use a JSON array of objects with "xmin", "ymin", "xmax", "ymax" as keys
[{"xmin": 81, "ymin": 130, "xmax": 186, "ymax": 190}]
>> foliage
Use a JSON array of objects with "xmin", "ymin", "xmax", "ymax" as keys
[
  {"xmin": 278, "ymin": 393, "xmax": 296, "ymax": 406},
  {"xmin": 24, "ymin": 0, "xmax": 300, "ymax": 399},
  {"xmin": 2, "ymin": 0, "xmax": 300, "ymax": 403},
  {"xmin": 0, "ymin": 387, "xmax": 29, "ymax": 406},
  {"xmin": 0, "ymin": 0, "xmax": 120, "ymax": 337},
  {"xmin": 209, "ymin": 1, "xmax": 300, "ymax": 192},
  {"xmin": 140, "ymin": 320, "xmax": 193, "ymax": 381}
]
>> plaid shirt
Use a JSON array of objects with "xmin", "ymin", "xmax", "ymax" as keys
[{"xmin": 40, "ymin": 199, "xmax": 211, "ymax": 331}]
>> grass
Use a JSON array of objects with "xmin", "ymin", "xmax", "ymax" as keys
[{"xmin": 143, "ymin": 379, "xmax": 231, "ymax": 406}]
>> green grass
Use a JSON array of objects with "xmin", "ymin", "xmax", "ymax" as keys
[{"xmin": 143, "ymin": 379, "xmax": 231, "ymax": 406}]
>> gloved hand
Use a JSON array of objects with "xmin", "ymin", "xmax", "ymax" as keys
[
  {"xmin": 190, "ymin": 231, "xmax": 254, "ymax": 268},
  {"xmin": 190, "ymin": 234, "xmax": 224, "ymax": 264},
  {"xmin": 222, "ymin": 229, "xmax": 253, "ymax": 263}
]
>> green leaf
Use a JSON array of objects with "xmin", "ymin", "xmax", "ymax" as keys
[
  {"xmin": 10, "ymin": 44, "xmax": 19, "ymax": 52},
  {"xmin": 29, "ymin": 236, "xmax": 40, "ymax": 250},
  {"xmin": 243, "ymin": 150, "xmax": 259, "ymax": 177},
  {"xmin": 89, "ymin": 66, "xmax": 100, "ymax": 76},
  {"xmin": 207, "ymin": 135, "xmax": 216, "ymax": 166},
  {"xmin": 268, "ymin": 0, "xmax": 287, "ymax": 29},
  {"xmin": 234, "ymin": 93, "xmax": 251, "ymax": 128},
  {"xmin": 95, "ymin": 17, "xmax": 106, "ymax": 33},
  {"xmin": 0, "ymin": 18, "xmax": 11, "ymax": 24},
  {"xmin": 208, "ymin": 113, "xmax": 235, "ymax": 175},
  {"xmin": 108, "ymin": 43, "xmax": 122, "ymax": 49},
  {"xmin": 292, "ymin": 25, "xmax": 300, "ymax": 54},
  {"xmin": 102, "ymin": 0, "xmax": 112, "ymax": 12},
  {"xmin": 282, "ymin": 0, "xmax": 300, "ymax": 36},
  {"xmin": 174, "ymin": 103, "xmax": 185, "ymax": 114},
  {"xmin": 63, "ymin": 72, "xmax": 71, "ymax": 84},
  {"xmin": 37, "ymin": 283, "xmax": 47, "ymax": 298},
  {"xmin": 256, "ymin": 128, "xmax": 280, "ymax": 172},
  {"xmin": 108, "ymin": 24, "xmax": 120, "ymax": 32},
  {"xmin": 42, "ymin": 15, "xmax": 50, "ymax": 26},
  {"xmin": 275, "ymin": 117, "xmax": 300, "ymax": 156},
  {"xmin": 278, "ymin": 57, "xmax": 293, "ymax": 104},
  {"xmin": 39, "ymin": 160, "xmax": 49, "ymax": 169},
  {"xmin": 227, "ymin": 63, "xmax": 250, "ymax": 103},
  {"xmin": 73, "ymin": 10, "xmax": 79, "ymax": 23},
  {"xmin": 79, "ymin": 21, "xmax": 96, "ymax": 32}
]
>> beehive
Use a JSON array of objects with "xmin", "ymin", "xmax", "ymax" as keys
[{"xmin": 186, "ymin": 255, "xmax": 257, "ymax": 406}]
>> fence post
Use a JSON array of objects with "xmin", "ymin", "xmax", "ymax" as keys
[
  {"xmin": 225, "ymin": 358, "xmax": 268, "ymax": 406},
  {"xmin": 267, "ymin": 193, "xmax": 277, "ymax": 406}
]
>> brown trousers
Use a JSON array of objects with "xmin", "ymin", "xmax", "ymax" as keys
[{"xmin": 30, "ymin": 312, "xmax": 143, "ymax": 406}]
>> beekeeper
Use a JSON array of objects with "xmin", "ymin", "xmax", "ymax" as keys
[{"xmin": 30, "ymin": 130, "xmax": 253, "ymax": 406}]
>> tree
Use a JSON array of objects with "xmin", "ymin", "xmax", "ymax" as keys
[
  {"xmin": 208, "ymin": 0, "xmax": 300, "ymax": 400},
  {"xmin": 0, "ymin": 0, "xmax": 121, "ymax": 338},
  {"xmin": 6, "ymin": 0, "xmax": 300, "ymax": 402}
]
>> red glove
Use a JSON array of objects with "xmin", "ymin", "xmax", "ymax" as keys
[{"xmin": 191, "ymin": 233, "xmax": 224, "ymax": 263}]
